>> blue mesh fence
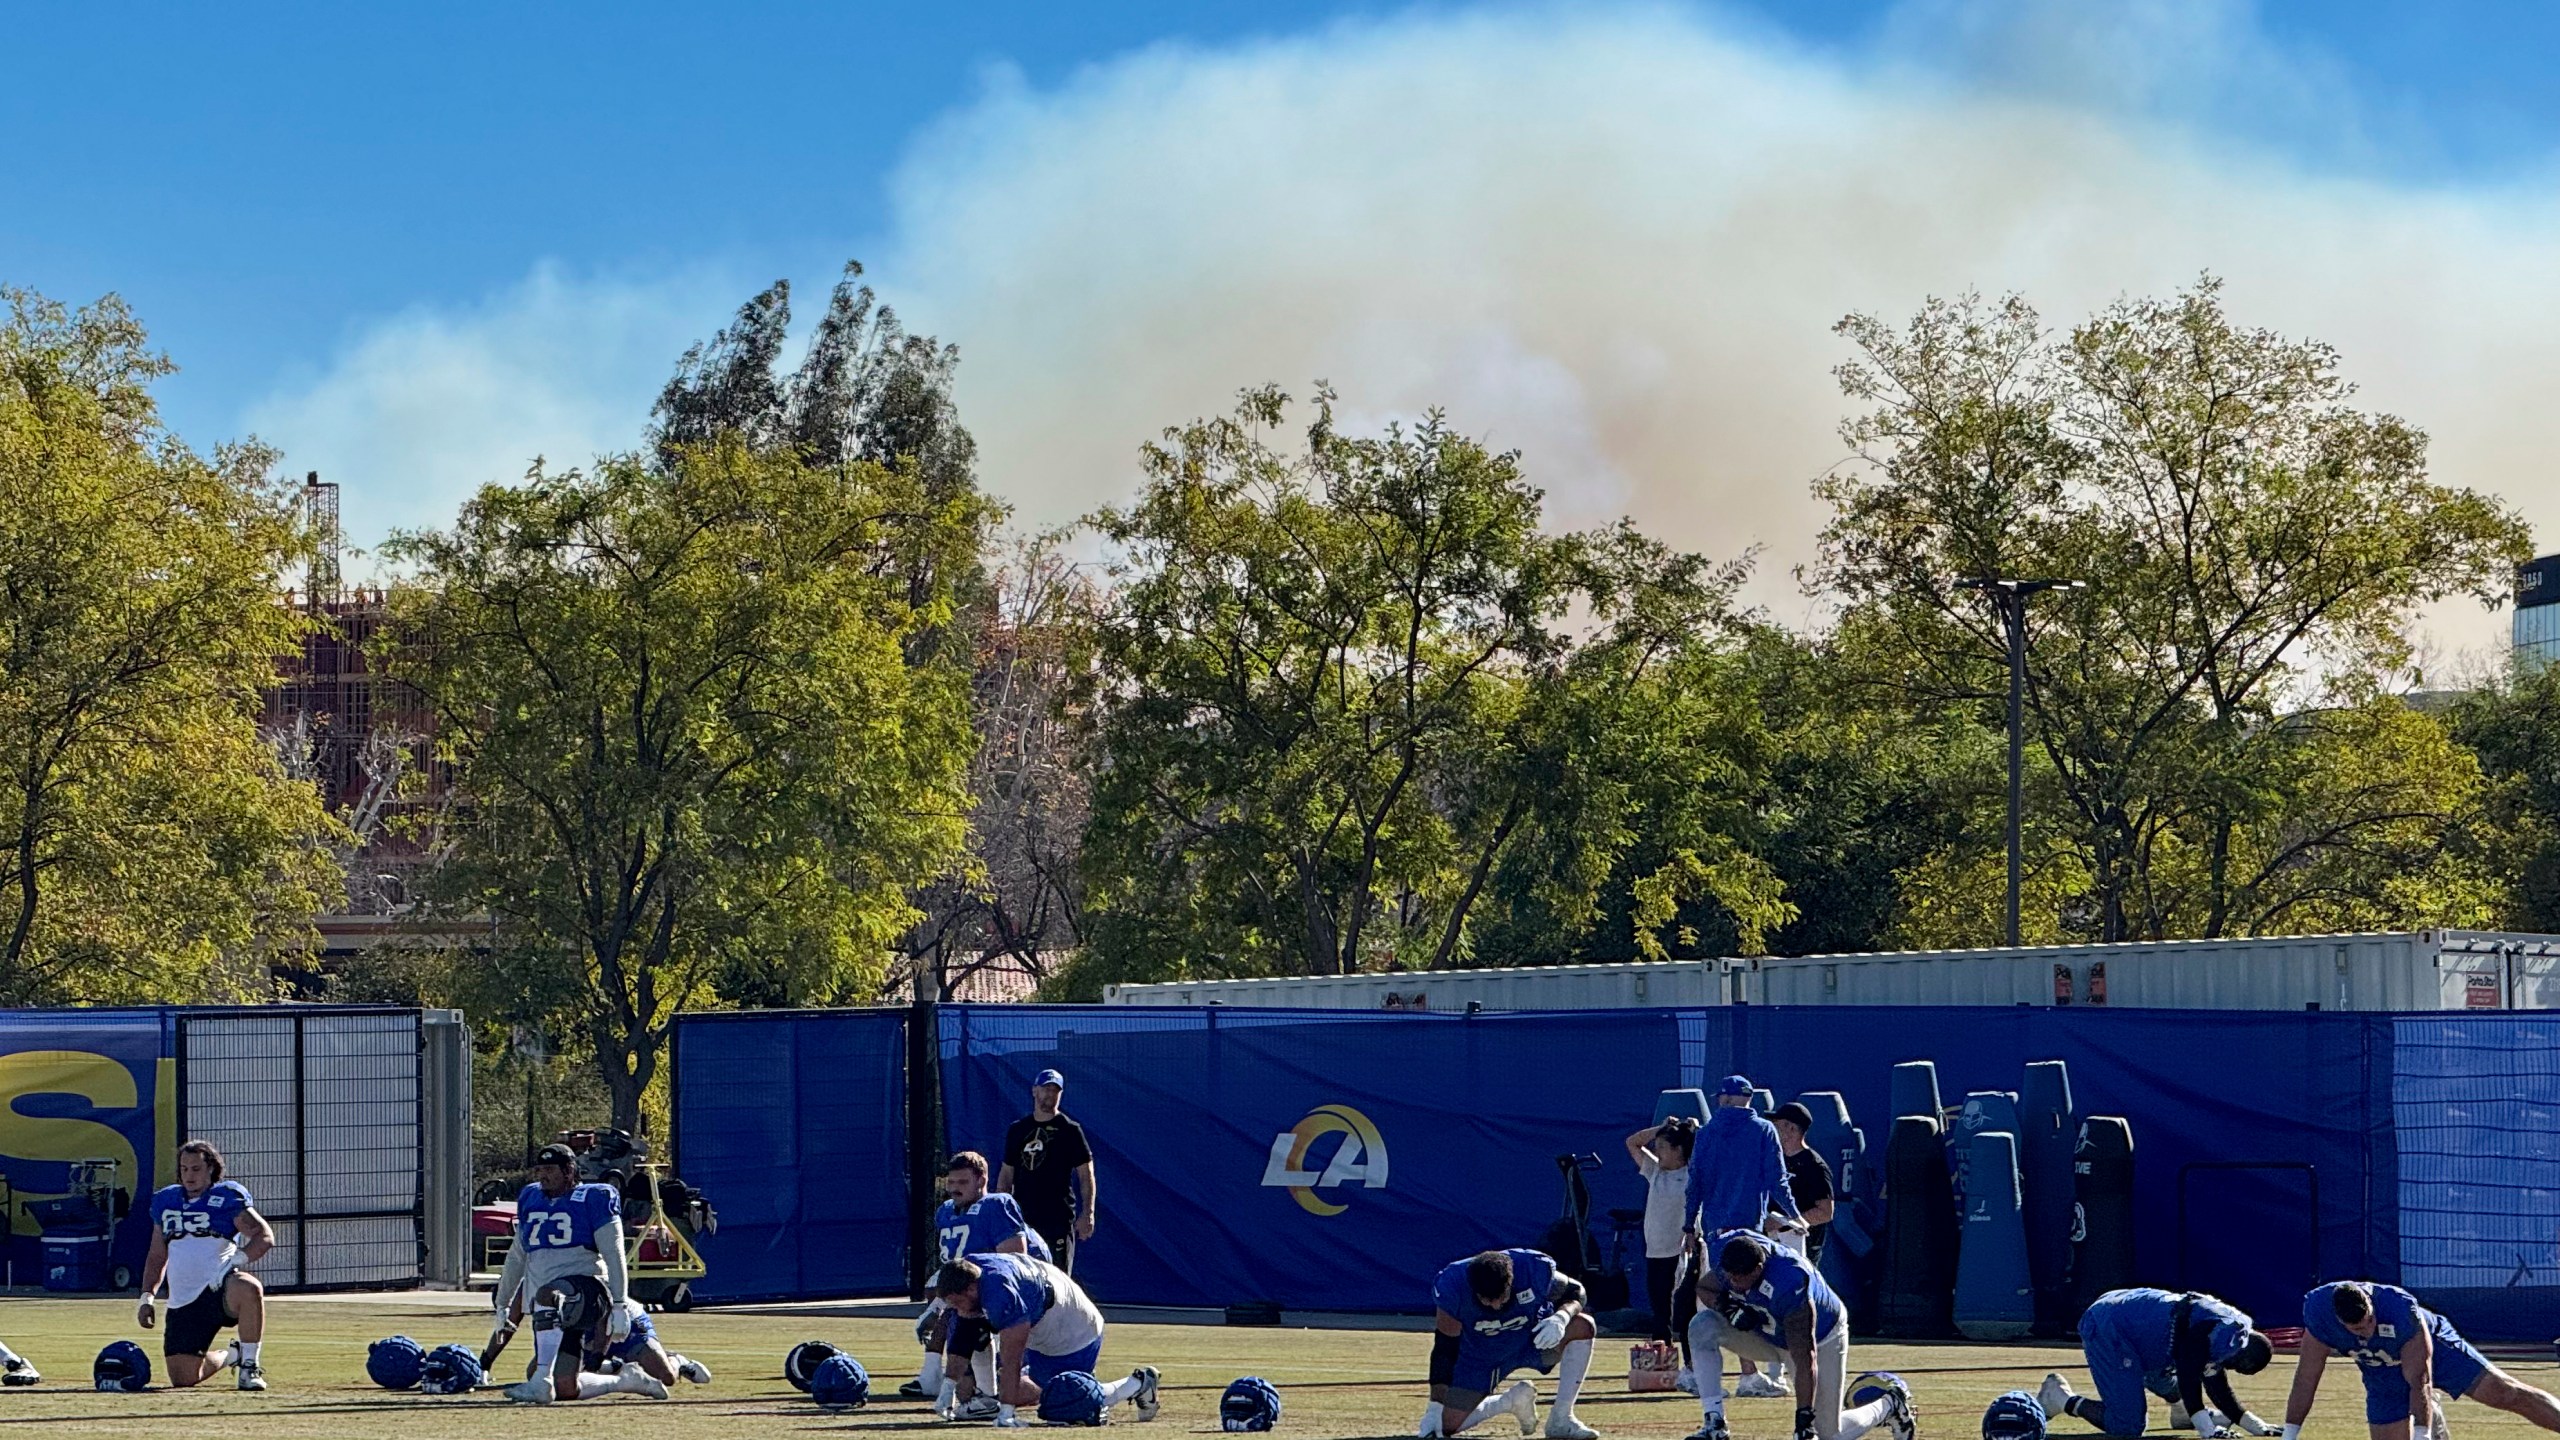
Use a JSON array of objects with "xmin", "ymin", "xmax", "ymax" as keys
[{"xmin": 2392, "ymin": 1014, "xmax": 2560, "ymax": 1333}]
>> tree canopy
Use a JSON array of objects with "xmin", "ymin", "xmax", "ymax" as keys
[
  {"xmin": 382, "ymin": 439, "xmax": 984, "ymax": 1130},
  {"xmin": 0, "ymin": 287, "xmax": 339, "ymax": 1004},
  {"xmin": 1817, "ymin": 278, "xmax": 2529, "ymax": 943}
]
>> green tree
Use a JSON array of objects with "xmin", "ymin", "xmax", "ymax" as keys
[
  {"xmin": 2449, "ymin": 661, "xmax": 2560, "ymax": 931},
  {"xmin": 1070, "ymin": 386, "xmax": 1777, "ymax": 989},
  {"xmin": 1819, "ymin": 279, "xmax": 2529, "ymax": 942},
  {"xmin": 381, "ymin": 440, "xmax": 982, "ymax": 1131},
  {"xmin": 0, "ymin": 287, "xmax": 340, "ymax": 1003}
]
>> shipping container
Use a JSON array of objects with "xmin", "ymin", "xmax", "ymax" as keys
[
  {"xmin": 1101, "ymin": 957, "xmax": 1752, "ymax": 1010},
  {"xmin": 1101, "ymin": 930, "xmax": 2560, "ymax": 1012}
]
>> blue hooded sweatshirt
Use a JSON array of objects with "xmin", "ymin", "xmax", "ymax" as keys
[{"xmin": 1687, "ymin": 1104, "xmax": 1799, "ymax": 1234}]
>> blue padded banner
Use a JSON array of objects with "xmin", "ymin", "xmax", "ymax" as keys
[
  {"xmin": 0, "ymin": 1008, "xmax": 169, "ymax": 1286},
  {"xmin": 673, "ymin": 1008, "xmax": 908, "ymax": 1301},
  {"xmin": 938, "ymin": 1005, "xmax": 1682, "ymax": 1311},
  {"xmin": 670, "ymin": 1000, "xmax": 2456, "ymax": 1335}
]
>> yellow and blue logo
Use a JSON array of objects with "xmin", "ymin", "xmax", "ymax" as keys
[{"xmin": 1260, "ymin": 1104, "xmax": 1388, "ymax": 1215}]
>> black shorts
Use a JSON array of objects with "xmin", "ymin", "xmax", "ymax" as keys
[
  {"xmin": 538, "ymin": 1275, "xmax": 612, "ymax": 1378},
  {"xmin": 939, "ymin": 1312, "xmax": 991, "ymax": 1356},
  {"xmin": 165, "ymin": 1283, "xmax": 236, "ymax": 1357}
]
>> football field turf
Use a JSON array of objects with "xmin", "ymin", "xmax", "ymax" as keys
[{"xmin": 1, "ymin": 1295, "xmax": 2548, "ymax": 1440}]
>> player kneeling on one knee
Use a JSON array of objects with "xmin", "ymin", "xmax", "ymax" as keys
[
  {"xmin": 2039, "ymin": 1288, "xmax": 2275, "ymax": 1440},
  {"xmin": 1689, "ymin": 1231, "xmax": 1912, "ymax": 1440},
  {"xmin": 490, "ymin": 1143, "xmax": 667, "ymax": 1404},
  {"xmin": 139, "ymin": 1140, "xmax": 273, "ymax": 1391},
  {"xmin": 1421, "ymin": 1247, "xmax": 1599, "ymax": 1440},
  {"xmin": 937, "ymin": 1253, "xmax": 1159, "ymax": 1426},
  {"xmin": 2282, "ymin": 1281, "xmax": 2560, "ymax": 1440},
  {"xmin": 915, "ymin": 1150, "xmax": 1052, "ymax": 1412}
]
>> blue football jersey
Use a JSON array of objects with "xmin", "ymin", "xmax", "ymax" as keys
[
  {"xmin": 2305, "ymin": 1284, "xmax": 2455, "ymax": 1372},
  {"xmin": 515, "ymin": 1182, "xmax": 621, "ymax": 1253},
  {"xmin": 150, "ymin": 1180, "xmax": 253, "ymax": 1242},
  {"xmin": 972, "ymin": 1252, "xmax": 1054, "ymax": 1332},
  {"xmin": 1713, "ymin": 1228, "xmax": 1843, "ymax": 1341},
  {"xmin": 936, "ymin": 1193, "xmax": 1052, "ymax": 1263},
  {"xmin": 2088, "ymin": 1287, "xmax": 2255, "ymax": 1369},
  {"xmin": 1434, "ymin": 1249, "xmax": 1558, "ymax": 1340}
]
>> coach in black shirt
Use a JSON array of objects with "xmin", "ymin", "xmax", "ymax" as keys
[
  {"xmin": 1769, "ymin": 1102, "xmax": 1835, "ymax": 1263},
  {"xmin": 997, "ymin": 1067, "xmax": 1096, "ymax": 1273}
]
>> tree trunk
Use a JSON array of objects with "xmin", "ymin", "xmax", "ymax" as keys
[
  {"xmin": 595, "ymin": 1030, "xmax": 646, "ymax": 1137},
  {"xmin": 2204, "ymin": 812, "xmax": 2233, "ymax": 938}
]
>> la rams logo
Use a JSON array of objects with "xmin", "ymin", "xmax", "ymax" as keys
[{"xmin": 1261, "ymin": 1104, "xmax": 1389, "ymax": 1216}]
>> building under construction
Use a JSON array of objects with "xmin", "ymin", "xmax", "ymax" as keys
[{"xmin": 260, "ymin": 474, "xmax": 449, "ymax": 951}]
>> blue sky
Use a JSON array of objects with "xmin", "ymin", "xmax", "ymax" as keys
[{"xmin": 9, "ymin": 1, "xmax": 2560, "ymax": 660}]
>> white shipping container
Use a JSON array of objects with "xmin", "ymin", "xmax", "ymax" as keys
[
  {"xmin": 1102, "ymin": 930, "xmax": 2560, "ymax": 1012},
  {"xmin": 1102, "ymin": 957, "xmax": 1751, "ymax": 1011}
]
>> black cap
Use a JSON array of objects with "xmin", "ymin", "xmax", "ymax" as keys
[
  {"xmin": 534, "ymin": 1143, "xmax": 578, "ymax": 1167},
  {"xmin": 1769, "ymin": 1102, "xmax": 1814, "ymax": 1131}
]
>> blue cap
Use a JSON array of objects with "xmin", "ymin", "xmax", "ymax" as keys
[
  {"xmin": 1033, "ymin": 1069, "xmax": 1066, "ymax": 1089},
  {"xmin": 1717, "ymin": 1075, "xmax": 1753, "ymax": 1097}
]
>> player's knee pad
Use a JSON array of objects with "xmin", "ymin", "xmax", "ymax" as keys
[
  {"xmin": 531, "ymin": 1304, "xmax": 564, "ymax": 1334},
  {"xmin": 1428, "ymin": 1330, "xmax": 1459, "ymax": 1388}
]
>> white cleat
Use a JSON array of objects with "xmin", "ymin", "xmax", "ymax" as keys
[
  {"xmin": 1132, "ymin": 1366, "xmax": 1162, "ymax": 1421},
  {"xmin": 235, "ymin": 1362, "xmax": 267, "ymax": 1392},
  {"xmin": 1501, "ymin": 1379, "xmax": 1541, "ymax": 1436},
  {"xmin": 1673, "ymin": 1369, "xmax": 1697, "ymax": 1395},
  {"xmin": 505, "ymin": 1377, "xmax": 556, "ymax": 1404},
  {"xmin": 615, "ymin": 1366, "xmax": 670, "ymax": 1398},
  {"xmin": 2038, "ymin": 1375, "xmax": 2074, "ymax": 1422},
  {"xmin": 0, "ymin": 1357, "xmax": 37, "ymax": 1387},
  {"xmin": 957, "ymin": 1393, "xmax": 1004, "ymax": 1421},
  {"xmin": 1421, "ymin": 1401, "xmax": 1447, "ymax": 1437},
  {"xmin": 1736, "ymin": 1373, "xmax": 1792, "ymax": 1399},
  {"xmin": 1687, "ymin": 1412, "xmax": 1731, "ymax": 1440},
  {"xmin": 1546, "ymin": 1412, "xmax": 1600, "ymax": 1440},
  {"xmin": 677, "ymin": 1356, "xmax": 713, "ymax": 1385}
]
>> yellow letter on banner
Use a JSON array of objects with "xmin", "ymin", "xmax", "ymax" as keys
[{"xmin": 0, "ymin": 1051, "xmax": 143, "ymax": 1236}]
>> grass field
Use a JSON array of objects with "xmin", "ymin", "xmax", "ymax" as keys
[{"xmin": 1, "ymin": 1295, "xmax": 2549, "ymax": 1440}]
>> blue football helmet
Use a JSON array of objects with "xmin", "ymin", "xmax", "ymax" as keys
[
  {"xmin": 367, "ymin": 1334, "xmax": 427, "ymax": 1390},
  {"xmin": 420, "ymin": 1343, "xmax": 486, "ymax": 1395},
  {"xmin": 1851, "ymin": 1372, "xmax": 1914, "ymax": 1414},
  {"xmin": 786, "ymin": 1339, "xmax": 845, "ymax": 1393},
  {"xmin": 1985, "ymin": 1390, "xmax": 2048, "ymax": 1440},
  {"xmin": 811, "ymin": 1353, "xmax": 871, "ymax": 1410},
  {"xmin": 1041, "ymin": 1370, "xmax": 1111, "ymax": 1425},
  {"xmin": 1222, "ymin": 1375, "xmax": 1284, "ymax": 1431},
  {"xmin": 93, "ymin": 1340, "xmax": 151, "ymax": 1393}
]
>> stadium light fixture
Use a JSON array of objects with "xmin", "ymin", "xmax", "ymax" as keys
[{"xmin": 1953, "ymin": 576, "xmax": 2086, "ymax": 948}]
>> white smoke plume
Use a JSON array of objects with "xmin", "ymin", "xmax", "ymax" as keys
[{"xmin": 253, "ymin": 2, "xmax": 2560, "ymax": 653}]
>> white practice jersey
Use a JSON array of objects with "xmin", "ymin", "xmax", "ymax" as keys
[{"xmin": 148, "ymin": 1180, "xmax": 255, "ymax": 1306}]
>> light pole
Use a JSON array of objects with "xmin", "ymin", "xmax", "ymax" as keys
[{"xmin": 1955, "ymin": 577, "xmax": 2084, "ymax": 947}]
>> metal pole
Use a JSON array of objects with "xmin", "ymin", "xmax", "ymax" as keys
[{"xmin": 2005, "ymin": 591, "xmax": 2026, "ymax": 949}]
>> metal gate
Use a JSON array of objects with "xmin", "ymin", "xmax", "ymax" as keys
[{"xmin": 176, "ymin": 1009, "xmax": 424, "ymax": 1290}]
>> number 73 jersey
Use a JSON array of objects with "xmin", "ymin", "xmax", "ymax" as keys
[{"xmin": 516, "ymin": 1182, "xmax": 622, "ymax": 1257}]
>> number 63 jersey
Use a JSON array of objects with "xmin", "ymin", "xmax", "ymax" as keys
[{"xmin": 149, "ymin": 1180, "xmax": 255, "ymax": 1306}]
